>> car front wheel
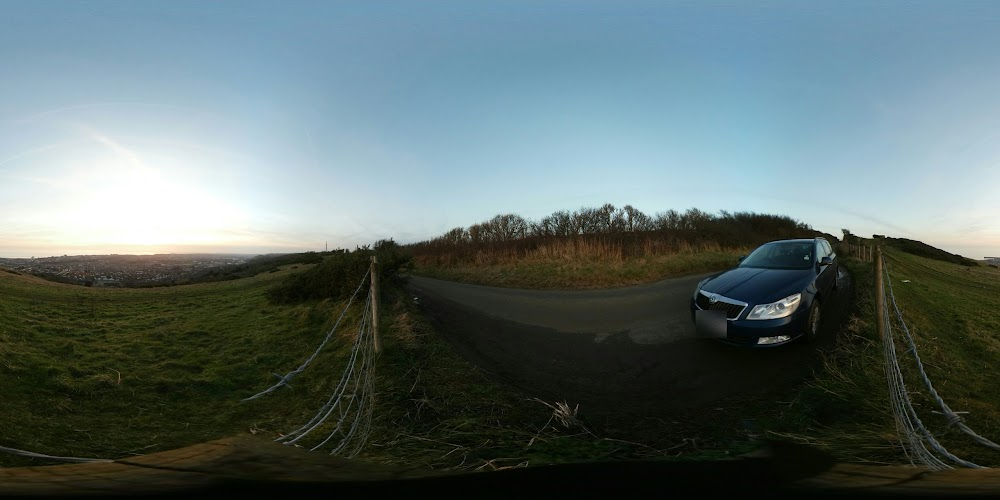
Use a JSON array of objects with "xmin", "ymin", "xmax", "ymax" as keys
[{"xmin": 806, "ymin": 299, "xmax": 821, "ymax": 342}]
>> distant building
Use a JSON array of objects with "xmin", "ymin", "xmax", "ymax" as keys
[{"xmin": 873, "ymin": 234, "xmax": 886, "ymax": 239}]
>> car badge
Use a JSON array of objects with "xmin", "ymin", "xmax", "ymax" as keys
[{"xmin": 709, "ymin": 295, "xmax": 718, "ymax": 304}]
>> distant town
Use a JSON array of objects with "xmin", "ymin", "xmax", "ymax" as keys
[{"xmin": 0, "ymin": 253, "xmax": 256, "ymax": 287}]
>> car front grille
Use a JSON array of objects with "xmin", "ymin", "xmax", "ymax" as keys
[{"xmin": 695, "ymin": 291, "xmax": 748, "ymax": 320}]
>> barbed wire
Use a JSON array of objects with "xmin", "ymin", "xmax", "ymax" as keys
[
  {"xmin": 882, "ymin": 254, "xmax": 1000, "ymax": 456},
  {"xmin": 278, "ymin": 292, "xmax": 372, "ymax": 446},
  {"xmin": 274, "ymin": 288, "xmax": 377, "ymax": 457},
  {"xmin": 0, "ymin": 444, "xmax": 112, "ymax": 465},
  {"xmin": 881, "ymin": 284, "xmax": 966, "ymax": 469},
  {"xmin": 242, "ymin": 268, "xmax": 371, "ymax": 402},
  {"xmin": 327, "ymin": 299, "xmax": 377, "ymax": 458}
]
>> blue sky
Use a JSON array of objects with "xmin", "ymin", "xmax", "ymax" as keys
[{"xmin": 1, "ymin": 1, "xmax": 999, "ymax": 258}]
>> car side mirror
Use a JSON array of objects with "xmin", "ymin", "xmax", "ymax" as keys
[
  {"xmin": 737, "ymin": 255, "xmax": 746, "ymax": 264},
  {"xmin": 818, "ymin": 256, "xmax": 833, "ymax": 268}
]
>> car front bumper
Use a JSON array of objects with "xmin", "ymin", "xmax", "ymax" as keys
[{"xmin": 691, "ymin": 299, "xmax": 811, "ymax": 347}]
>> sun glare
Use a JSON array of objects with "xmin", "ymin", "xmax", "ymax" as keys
[{"xmin": 62, "ymin": 154, "xmax": 247, "ymax": 249}]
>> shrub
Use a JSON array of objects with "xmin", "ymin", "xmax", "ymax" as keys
[{"xmin": 266, "ymin": 239, "xmax": 412, "ymax": 305}]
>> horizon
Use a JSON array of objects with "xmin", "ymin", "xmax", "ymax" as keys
[{"xmin": 3, "ymin": 1, "xmax": 999, "ymax": 260}]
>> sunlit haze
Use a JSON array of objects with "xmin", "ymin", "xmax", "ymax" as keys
[{"xmin": 2, "ymin": 1, "xmax": 999, "ymax": 259}]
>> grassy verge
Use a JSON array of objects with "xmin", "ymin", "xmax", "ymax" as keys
[
  {"xmin": 412, "ymin": 249, "xmax": 752, "ymax": 289},
  {"xmin": 738, "ymin": 257, "xmax": 902, "ymax": 464}
]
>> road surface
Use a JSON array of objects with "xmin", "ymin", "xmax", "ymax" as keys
[{"xmin": 407, "ymin": 269, "xmax": 852, "ymax": 418}]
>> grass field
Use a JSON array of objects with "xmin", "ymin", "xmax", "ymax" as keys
[
  {"xmin": 0, "ymin": 263, "xmax": 369, "ymax": 466},
  {"xmin": 880, "ymin": 248, "xmax": 1000, "ymax": 466}
]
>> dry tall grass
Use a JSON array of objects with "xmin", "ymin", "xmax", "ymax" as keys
[{"xmin": 414, "ymin": 236, "xmax": 730, "ymax": 268}]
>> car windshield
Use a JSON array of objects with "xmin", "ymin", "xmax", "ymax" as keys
[{"xmin": 739, "ymin": 242, "xmax": 814, "ymax": 270}]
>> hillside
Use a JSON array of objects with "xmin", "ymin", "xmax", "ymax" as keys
[
  {"xmin": 0, "ymin": 263, "xmax": 363, "ymax": 466},
  {"xmin": 877, "ymin": 237, "xmax": 979, "ymax": 267}
]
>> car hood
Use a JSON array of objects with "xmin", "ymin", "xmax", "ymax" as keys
[{"xmin": 699, "ymin": 266, "xmax": 813, "ymax": 304}]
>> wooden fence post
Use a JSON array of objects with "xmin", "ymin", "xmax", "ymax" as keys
[
  {"xmin": 875, "ymin": 246, "xmax": 884, "ymax": 339},
  {"xmin": 370, "ymin": 256, "xmax": 381, "ymax": 354}
]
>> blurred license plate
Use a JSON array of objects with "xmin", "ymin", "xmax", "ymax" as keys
[{"xmin": 695, "ymin": 309, "xmax": 727, "ymax": 338}]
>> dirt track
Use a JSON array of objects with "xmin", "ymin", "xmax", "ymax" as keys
[{"xmin": 407, "ymin": 269, "xmax": 852, "ymax": 422}]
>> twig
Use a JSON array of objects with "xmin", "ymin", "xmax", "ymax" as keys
[{"xmin": 409, "ymin": 369, "xmax": 422, "ymax": 394}]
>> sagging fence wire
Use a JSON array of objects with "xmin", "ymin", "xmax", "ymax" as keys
[
  {"xmin": 881, "ymin": 251, "xmax": 999, "ymax": 468},
  {"xmin": 242, "ymin": 268, "xmax": 371, "ymax": 402},
  {"xmin": 0, "ymin": 444, "xmax": 111, "ymax": 465},
  {"xmin": 276, "ymin": 292, "xmax": 377, "ymax": 456},
  {"xmin": 881, "ymin": 276, "xmax": 967, "ymax": 469},
  {"xmin": 243, "ymin": 265, "xmax": 379, "ymax": 457}
]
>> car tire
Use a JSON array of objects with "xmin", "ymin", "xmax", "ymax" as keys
[{"xmin": 806, "ymin": 299, "xmax": 821, "ymax": 343}]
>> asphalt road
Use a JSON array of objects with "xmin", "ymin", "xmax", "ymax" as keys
[
  {"xmin": 408, "ymin": 273, "xmax": 712, "ymax": 344},
  {"xmin": 407, "ymin": 268, "xmax": 853, "ymax": 419}
]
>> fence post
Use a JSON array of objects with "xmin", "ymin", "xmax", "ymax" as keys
[
  {"xmin": 875, "ymin": 246, "xmax": 884, "ymax": 339},
  {"xmin": 370, "ymin": 256, "xmax": 381, "ymax": 354}
]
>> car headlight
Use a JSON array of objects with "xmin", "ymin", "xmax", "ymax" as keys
[{"xmin": 746, "ymin": 293, "xmax": 801, "ymax": 320}]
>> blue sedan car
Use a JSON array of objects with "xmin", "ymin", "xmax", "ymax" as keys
[{"xmin": 690, "ymin": 237, "xmax": 839, "ymax": 347}]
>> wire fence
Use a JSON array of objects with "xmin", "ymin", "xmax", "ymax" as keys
[
  {"xmin": 241, "ymin": 267, "xmax": 371, "ymax": 402},
  {"xmin": 844, "ymin": 242, "xmax": 875, "ymax": 262},
  {"xmin": 244, "ymin": 264, "xmax": 379, "ymax": 457},
  {"xmin": 880, "ymin": 249, "xmax": 998, "ymax": 469},
  {"xmin": 272, "ymin": 291, "xmax": 378, "ymax": 456}
]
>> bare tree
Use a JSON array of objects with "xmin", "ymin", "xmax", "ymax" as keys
[{"xmin": 621, "ymin": 205, "xmax": 652, "ymax": 232}]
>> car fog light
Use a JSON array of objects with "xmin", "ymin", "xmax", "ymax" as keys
[{"xmin": 757, "ymin": 335, "xmax": 792, "ymax": 345}]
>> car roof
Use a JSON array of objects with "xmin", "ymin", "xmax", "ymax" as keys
[{"xmin": 765, "ymin": 238, "xmax": 825, "ymax": 244}]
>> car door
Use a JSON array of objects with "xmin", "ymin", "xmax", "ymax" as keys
[
  {"xmin": 817, "ymin": 240, "xmax": 835, "ymax": 293},
  {"xmin": 824, "ymin": 240, "xmax": 838, "ymax": 293}
]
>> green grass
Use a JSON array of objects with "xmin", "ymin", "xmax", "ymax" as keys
[
  {"xmin": 412, "ymin": 249, "xmax": 752, "ymax": 289},
  {"xmin": 0, "ymin": 263, "xmax": 369, "ymax": 466},
  {"xmin": 879, "ymin": 248, "xmax": 1000, "ymax": 466}
]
